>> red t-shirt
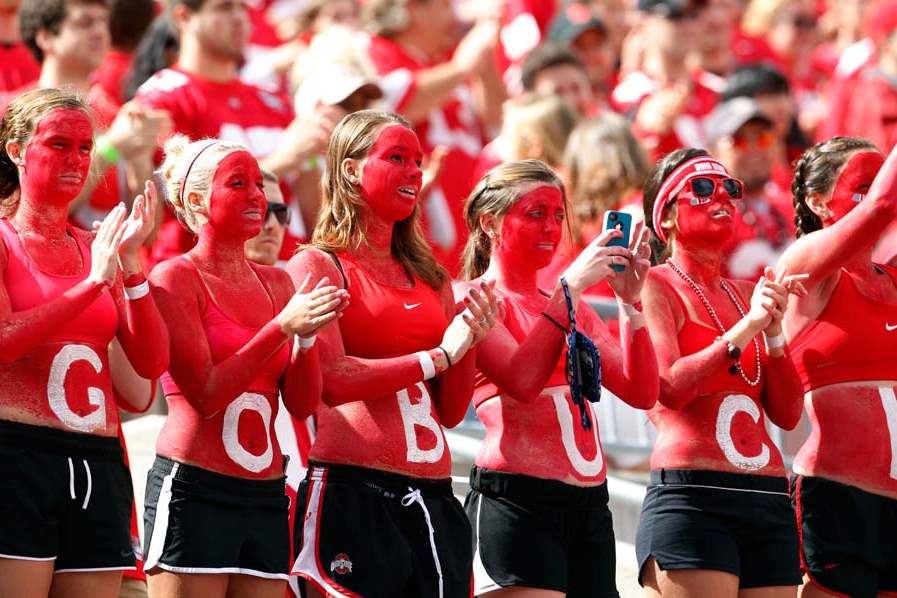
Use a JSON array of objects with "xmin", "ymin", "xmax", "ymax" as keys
[
  {"xmin": 496, "ymin": 0, "xmax": 557, "ymax": 93},
  {"xmin": 367, "ymin": 35, "xmax": 486, "ymax": 275},
  {"xmin": 135, "ymin": 67, "xmax": 302, "ymax": 267},
  {"xmin": 91, "ymin": 49, "xmax": 132, "ymax": 109},
  {"xmin": 844, "ymin": 69, "xmax": 897, "ymax": 154},
  {"xmin": 0, "ymin": 42, "xmax": 39, "ymax": 94}
]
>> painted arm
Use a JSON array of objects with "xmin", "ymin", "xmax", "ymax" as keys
[
  {"xmin": 782, "ymin": 143, "xmax": 897, "ymax": 286},
  {"xmin": 643, "ymin": 271, "xmax": 759, "ymax": 410},
  {"xmin": 0, "ymin": 209, "xmax": 128, "ymax": 365},
  {"xmin": 108, "ymin": 337, "xmax": 156, "ymax": 413},
  {"xmin": 110, "ymin": 276, "xmax": 169, "ymax": 379},
  {"xmin": 473, "ymin": 284, "xmax": 570, "ymax": 404},
  {"xmin": 285, "ymin": 249, "xmax": 481, "ymax": 423},
  {"xmin": 149, "ymin": 260, "xmax": 290, "ymax": 418}
]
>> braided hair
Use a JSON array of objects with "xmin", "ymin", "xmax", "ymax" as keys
[{"xmin": 792, "ymin": 137, "xmax": 878, "ymax": 237}]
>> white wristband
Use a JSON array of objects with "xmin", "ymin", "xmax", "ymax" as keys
[
  {"xmin": 415, "ymin": 350, "xmax": 436, "ymax": 380},
  {"xmin": 764, "ymin": 333, "xmax": 785, "ymax": 351},
  {"xmin": 124, "ymin": 281, "xmax": 150, "ymax": 300},
  {"xmin": 298, "ymin": 335, "xmax": 316, "ymax": 350}
]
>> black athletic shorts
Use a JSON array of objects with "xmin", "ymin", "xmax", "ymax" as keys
[
  {"xmin": 636, "ymin": 469, "xmax": 800, "ymax": 589},
  {"xmin": 792, "ymin": 474, "xmax": 897, "ymax": 598},
  {"xmin": 465, "ymin": 466, "xmax": 618, "ymax": 597},
  {"xmin": 143, "ymin": 455, "xmax": 290, "ymax": 580},
  {"xmin": 0, "ymin": 419, "xmax": 135, "ymax": 572},
  {"xmin": 292, "ymin": 462, "xmax": 472, "ymax": 598}
]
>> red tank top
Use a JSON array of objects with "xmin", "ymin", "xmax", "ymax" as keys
[
  {"xmin": 156, "ymin": 258, "xmax": 290, "ymax": 478},
  {"xmin": 309, "ymin": 252, "xmax": 453, "ymax": 478},
  {"xmin": 473, "ymin": 289, "xmax": 608, "ymax": 486},
  {"xmin": 648, "ymin": 267, "xmax": 785, "ymax": 476},
  {"xmin": 789, "ymin": 266, "xmax": 897, "ymax": 498},
  {"xmin": 790, "ymin": 266, "xmax": 897, "ymax": 391},
  {"xmin": 0, "ymin": 219, "xmax": 119, "ymax": 435}
]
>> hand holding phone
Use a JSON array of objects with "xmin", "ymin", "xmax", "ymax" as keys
[{"xmin": 602, "ymin": 211, "xmax": 633, "ymax": 272}]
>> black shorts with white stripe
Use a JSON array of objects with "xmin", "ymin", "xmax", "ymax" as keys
[
  {"xmin": 0, "ymin": 419, "xmax": 135, "ymax": 572},
  {"xmin": 466, "ymin": 466, "xmax": 618, "ymax": 598},
  {"xmin": 636, "ymin": 469, "xmax": 801, "ymax": 589},
  {"xmin": 142, "ymin": 455, "xmax": 290, "ymax": 580},
  {"xmin": 292, "ymin": 462, "xmax": 472, "ymax": 598}
]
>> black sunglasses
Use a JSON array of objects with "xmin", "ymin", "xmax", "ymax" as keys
[
  {"xmin": 684, "ymin": 177, "xmax": 743, "ymax": 205},
  {"xmin": 266, "ymin": 202, "xmax": 290, "ymax": 226}
]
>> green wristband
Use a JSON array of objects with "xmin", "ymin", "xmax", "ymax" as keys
[{"xmin": 96, "ymin": 135, "xmax": 121, "ymax": 164}]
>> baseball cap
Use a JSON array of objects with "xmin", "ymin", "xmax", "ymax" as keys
[
  {"xmin": 705, "ymin": 97, "xmax": 773, "ymax": 146},
  {"xmin": 548, "ymin": 3, "xmax": 606, "ymax": 45}
]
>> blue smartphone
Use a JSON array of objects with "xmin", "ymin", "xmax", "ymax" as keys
[{"xmin": 602, "ymin": 210, "xmax": 632, "ymax": 272}]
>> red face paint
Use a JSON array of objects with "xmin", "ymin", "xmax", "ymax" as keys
[
  {"xmin": 207, "ymin": 151, "xmax": 266, "ymax": 240},
  {"xmin": 360, "ymin": 125, "xmax": 423, "ymax": 223},
  {"xmin": 496, "ymin": 185, "xmax": 566, "ymax": 271},
  {"xmin": 20, "ymin": 109, "xmax": 93, "ymax": 204},
  {"xmin": 673, "ymin": 174, "xmax": 736, "ymax": 247},
  {"xmin": 826, "ymin": 151, "xmax": 884, "ymax": 224}
]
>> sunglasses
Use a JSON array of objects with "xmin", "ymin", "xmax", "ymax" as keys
[
  {"xmin": 679, "ymin": 177, "xmax": 743, "ymax": 205},
  {"xmin": 732, "ymin": 129, "xmax": 775, "ymax": 151},
  {"xmin": 266, "ymin": 202, "xmax": 290, "ymax": 226}
]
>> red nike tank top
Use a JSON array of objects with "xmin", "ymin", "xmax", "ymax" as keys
[{"xmin": 309, "ymin": 252, "xmax": 453, "ymax": 479}]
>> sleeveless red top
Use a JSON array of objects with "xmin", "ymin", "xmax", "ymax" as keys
[
  {"xmin": 0, "ymin": 219, "xmax": 119, "ymax": 435},
  {"xmin": 789, "ymin": 266, "xmax": 897, "ymax": 498},
  {"xmin": 648, "ymin": 267, "xmax": 785, "ymax": 476},
  {"xmin": 157, "ymin": 258, "xmax": 290, "ymax": 478},
  {"xmin": 309, "ymin": 252, "xmax": 452, "ymax": 479},
  {"xmin": 473, "ymin": 289, "xmax": 608, "ymax": 486}
]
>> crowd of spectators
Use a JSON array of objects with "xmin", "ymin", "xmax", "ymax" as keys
[{"xmin": 3, "ymin": 0, "xmax": 897, "ymax": 282}]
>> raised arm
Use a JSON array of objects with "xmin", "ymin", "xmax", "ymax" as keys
[
  {"xmin": 643, "ymin": 270, "xmax": 772, "ymax": 410},
  {"xmin": 0, "ymin": 207, "xmax": 126, "ymax": 365},
  {"xmin": 782, "ymin": 144, "xmax": 897, "ymax": 286}
]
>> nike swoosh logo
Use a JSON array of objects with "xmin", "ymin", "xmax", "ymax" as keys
[
  {"xmin": 887, "ymin": 323, "xmax": 897, "ymax": 332},
  {"xmin": 403, "ymin": 302, "xmax": 422, "ymax": 310}
]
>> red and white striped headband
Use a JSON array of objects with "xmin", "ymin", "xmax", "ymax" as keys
[{"xmin": 652, "ymin": 157, "xmax": 731, "ymax": 243}]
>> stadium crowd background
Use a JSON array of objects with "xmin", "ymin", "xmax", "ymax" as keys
[
  {"xmin": 9, "ymin": 0, "xmax": 897, "ymax": 283},
  {"xmin": 3, "ymin": 0, "xmax": 897, "ymax": 596}
]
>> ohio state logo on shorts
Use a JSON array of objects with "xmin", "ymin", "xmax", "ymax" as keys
[{"xmin": 330, "ymin": 553, "xmax": 353, "ymax": 575}]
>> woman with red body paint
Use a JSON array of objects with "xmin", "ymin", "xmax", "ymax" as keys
[
  {"xmin": 144, "ymin": 135, "xmax": 346, "ymax": 598},
  {"xmin": 458, "ymin": 160, "xmax": 658, "ymax": 598},
  {"xmin": 635, "ymin": 148, "xmax": 805, "ymax": 598},
  {"xmin": 782, "ymin": 137, "xmax": 897, "ymax": 598},
  {"xmin": 287, "ymin": 110, "xmax": 498, "ymax": 598},
  {"xmin": 0, "ymin": 88, "xmax": 169, "ymax": 598}
]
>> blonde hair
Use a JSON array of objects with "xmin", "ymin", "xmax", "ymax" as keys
[
  {"xmin": 362, "ymin": 0, "xmax": 410, "ymax": 37},
  {"xmin": 462, "ymin": 159, "xmax": 568, "ymax": 280},
  {"xmin": 311, "ymin": 109, "xmax": 447, "ymax": 290},
  {"xmin": 564, "ymin": 113, "xmax": 649, "ymax": 223},
  {"xmin": 0, "ymin": 88, "xmax": 92, "ymax": 216},
  {"xmin": 502, "ymin": 94, "xmax": 578, "ymax": 169},
  {"xmin": 159, "ymin": 135, "xmax": 247, "ymax": 233},
  {"xmin": 741, "ymin": 0, "xmax": 791, "ymax": 37}
]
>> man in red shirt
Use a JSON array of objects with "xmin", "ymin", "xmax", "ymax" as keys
[
  {"xmin": 845, "ymin": 20, "xmax": 897, "ymax": 154},
  {"xmin": 135, "ymin": 0, "xmax": 340, "ymax": 267},
  {"xmin": 362, "ymin": 0, "xmax": 505, "ymax": 273}
]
